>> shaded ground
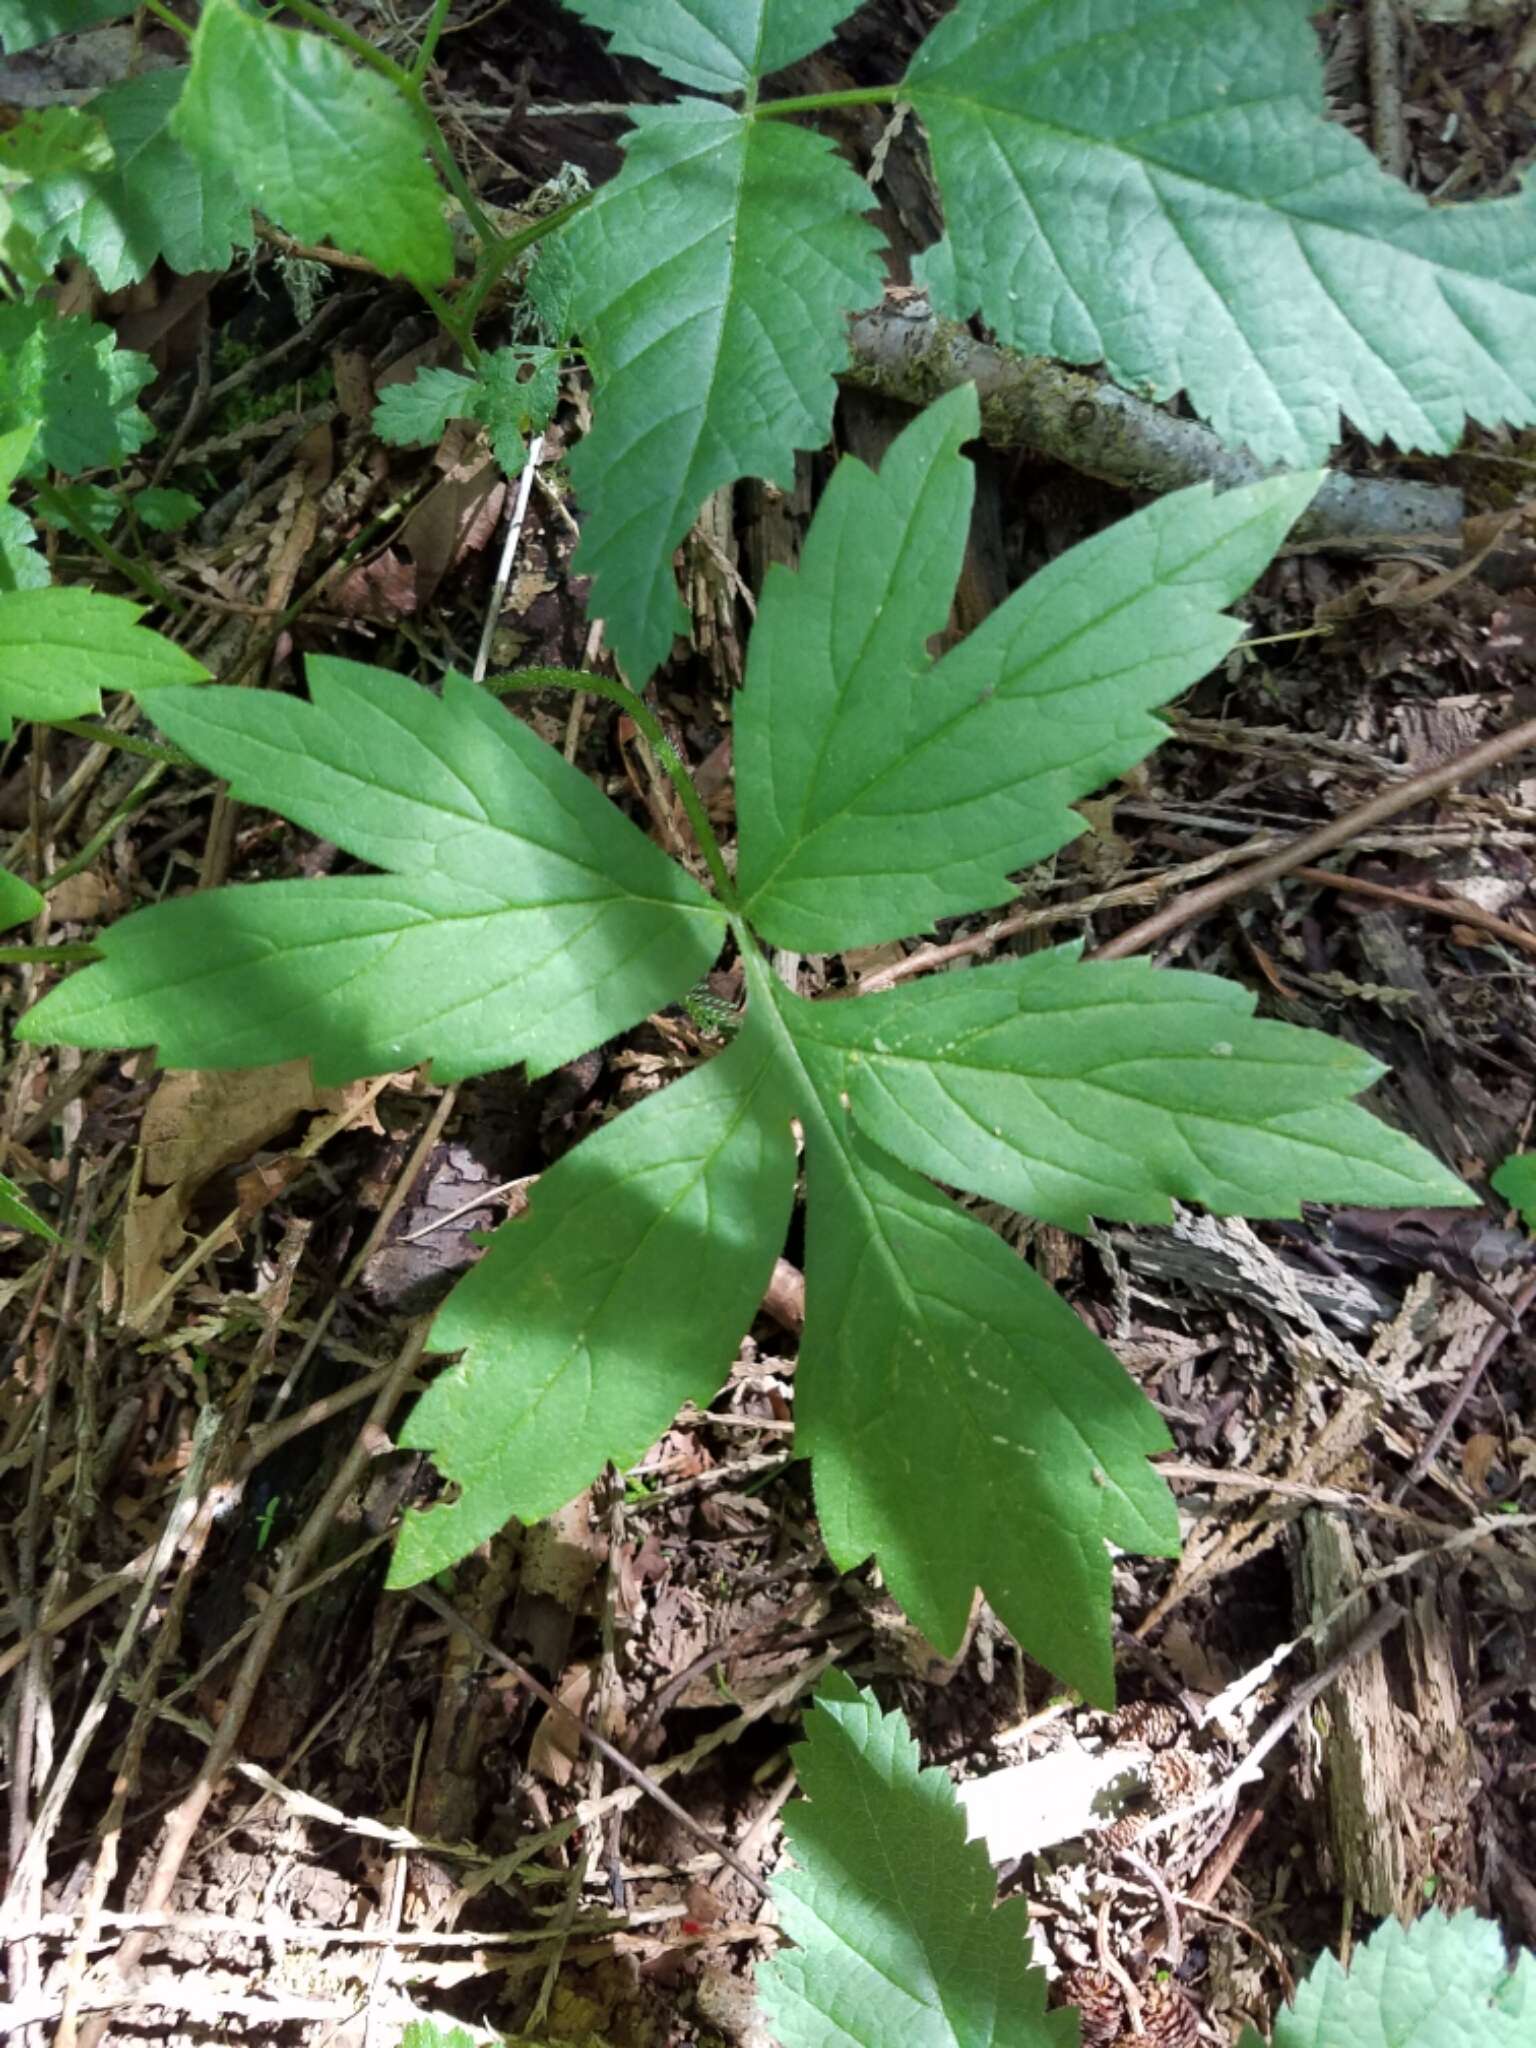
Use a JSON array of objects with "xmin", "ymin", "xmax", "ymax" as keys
[{"xmin": 2, "ymin": 3, "xmax": 1535, "ymax": 2043}]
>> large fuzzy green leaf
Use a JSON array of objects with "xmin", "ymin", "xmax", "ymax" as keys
[
  {"xmin": 561, "ymin": 98, "xmax": 882, "ymax": 681},
  {"xmin": 174, "ymin": 0, "xmax": 452, "ymax": 289},
  {"xmin": 905, "ymin": 0, "xmax": 1536, "ymax": 467},
  {"xmin": 20, "ymin": 662, "xmax": 725, "ymax": 1083},
  {"xmin": 391, "ymin": 1015, "xmax": 796, "ymax": 1585},
  {"xmin": 753, "ymin": 952, "xmax": 1176, "ymax": 1703},
  {"xmin": 798, "ymin": 947, "xmax": 1472, "ymax": 1232},
  {"xmin": 0, "ymin": 304, "xmax": 153, "ymax": 476},
  {"xmin": 1247, "ymin": 1910, "xmax": 1534, "ymax": 2048},
  {"xmin": 0, "ymin": 589, "xmax": 209, "ymax": 739},
  {"xmin": 569, "ymin": 0, "xmax": 854, "ymax": 94},
  {"xmin": 760, "ymin": 1673, "xmax": 1073, "ymax": 2048},
  {"xmin": 0, "ymin": 0, "xmax": 130, "ymax": 52},
  {"xmin": 736, "ymin": 386, "xmax": 1319, "ymax": 952},
  {"xmin": 14, "ymin": 70, "xmax": 253, "ymax": 290}
]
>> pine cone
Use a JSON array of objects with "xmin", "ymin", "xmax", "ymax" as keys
[
  {"xmin": 1112, "ymin": 1978, "xmax": 1201, "ymax": 2048},
  {"xmin": 1098, "ymin": 1810, "xmax": 1147, "ymax": 1851},
  {"xmin": 1056, "ymin": 1966, "xmax": 1125, "ymax": 2047},
  {"xmin": 1111, "ymin": 1699, "xmax": 1185, "ymax": 1751},
  {"xmin": 1147, "ymin": 1747, "xmax": 1213, "ymax": 1810}
]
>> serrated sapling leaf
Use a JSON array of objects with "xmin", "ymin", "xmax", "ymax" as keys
[
  {"xmin": 735, "ymin": 386, "xmax": 1323, "ymax": 952},
  {"xmin": 133, "ymin": 489, "xmax": 202, "ymax": 536},
  {"xmin": 1493, "ymin": 1154, "xmax": 1536, "ymax": 1234},
  {"xmin": 0, "ymin": 304, "xmax": 153, "ymax": 475},
  {"xmin": 391, "ymin": 1013, "xmax": 796, "ymax": 1585},
  {"xmin": 174, "ymin": 0, "xmax": 452, "ymax": 290},
  {"xmin": 1249, "ymin": 1909, "xmax": 1534, "ymax": 2048},
  {"xmin": 561, "ymin": 97, "xmax": 884, "ymax": 681},
  {"xmin": 13, "ymin": 70, "xmax": 253, "ymax": 290},
  {"xmin": 374, "ymin": 368, "xmax": 483, "ymax": 452},
  {"xmin": 20, "ymin": 662, "xmax": 725, "ymax": 1083},
  {"xmin": 905, "ymin": 0, "xmax": 1536, "ymax": 468},
  {"xmin": 796, "ymin": 947, "xmax": 1474, "ymax": 1232},
  {"xmin": 569, "ymin": 0, "xmax": 857, "ymax": 95},
  {"xmin": 0, "ymin": 589, "xmax": 210, "ymax": 739},
  {"xmin": 760, "ymin": 1672, "xmax": 1073, "ymax": 2048}
]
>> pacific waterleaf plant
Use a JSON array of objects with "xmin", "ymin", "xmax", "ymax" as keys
[{"xmin": 21, "ymin": 389, "xmax": 1470, "ymax": 1699}]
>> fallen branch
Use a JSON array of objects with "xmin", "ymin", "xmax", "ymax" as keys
[
  {"xmin": 844, "ymin": 292, "xmax": 1464, "ymax": 543},
  {"xmin": 1093, "ymin": 712, "xmax": 1536, "ymax": 960}
]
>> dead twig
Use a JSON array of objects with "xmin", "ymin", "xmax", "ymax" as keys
[
  {"xmin": 73, "ymin": 1322, "xmax": 430, "ymax": 2048},
  {"xmin": 1392, "ymin": 1273, "xmax": 1536, "ymax": 1501},
  {"xmin": 1093, "ymin": 715, "xmax": 1536, "ymax": 960}
]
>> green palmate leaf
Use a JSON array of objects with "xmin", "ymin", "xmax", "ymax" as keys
[
  {"xmin": 0, "ymin": 588, "xmax": 209, "ymax": 739},
  {"xmin": 20, "ymin": 661, "xmax": 725, "ymax": 1083},
  {"xmin": 753, "ymin": 952, "xmax": 1176, "ymax": 1701},
  {"xmin": 374, "ymin": 367, "xmax": 483, "ymax": 451},
  {"xmin": 560, "ymin": 97, "xmax": 883, "ymax": 680},
  {"xmin": 174, "ymin": 0, "xmax": 452, "ymax": 290},
  {"xmin": 796, "ymin": 947, "xmax": 1472, "ymax": 1232},
  {"xmin": 26, "ymin": 395, "xmax": 1469, "ymax": 1697},
  {"xmin": 475, "ymin": 344, "xmax": 563, "ymax": 468},
  {"xmin": 736, "ymin": 386, "xmax": 1321, "ymax": 951},
  {"xmin": 391, "ymin": 1014, "xmax": 795, "ymax": 1585},
  {"xmin": 1245, "ymin": 1910, "xmax": 1534, "ymax": 2048},
  {"xmin": 905, "ymin": 0, "xmax": 1536, "ymax": 468},
  {"xmin": 14, "ymin": 70, "xmax": 253, "ymax": 290},
  {"xmin": 0, "ymin": 1169, "xmax": 60, "ymax": 1244},
  {"xmin": 570, "ymin": 0, "xmax": 854, "ymax": 94},
  {"xmin": 0, "ymin": 865, "xmax": 42, "ymax": 928},
  {"xmin": 760, "ymin": 1674, "xmax": 1072, "ymax": 2048},
  {"xmin": 0, "ymin": 0, "xmax": 130, "ymax": 52},
  {"xmin": 376, "ymin": 349, "xmax": 563, "ymax": 475},
  {"xmin": 0, "ymin": 303, "xmax": 153, "ymax": 475},
  {"xmin": 1493, "ymin": 1154, "xmax": 1536, "ymax": 1234}
]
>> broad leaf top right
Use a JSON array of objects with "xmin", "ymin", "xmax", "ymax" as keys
[{"xmin": 908, "ymin": 0, "xmax": 1536, "ymax": 468}]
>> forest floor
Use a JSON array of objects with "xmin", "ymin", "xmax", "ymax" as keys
[{"xmin": 2, "ymin": 3, "xmax": 1535, "ymax": 2044}]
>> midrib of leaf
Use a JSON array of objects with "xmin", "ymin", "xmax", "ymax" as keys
[
  {"xmin": 744, "ymin": 946, "xmax": 1114, "ymax": 1479},
  {"xmin": 739, "ymin": 500, "xmax": 1260, "ymax": 916},
  {"xmin": 433, "ymin": 1034, "xmax": 786, "ymax": 1492}
]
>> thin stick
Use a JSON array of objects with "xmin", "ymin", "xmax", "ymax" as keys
[
  {"xmin": 1093, "ymin": 716, "xmax": 1536, "ymax": 960},
  {"xmin": 473, "ymin": 436, "xmax": 545, "ymax": 682},
  {"xmin": 73, "ymin": 1325, "xmax": 430, "ymax": 2043},
  {"xmin": 410, "ymin": 1583, "xmax": 769, "ymax": 1895},
  {"xmin": 1367, "ymin": 0, "xmax": 1409, "ymax": 178}
]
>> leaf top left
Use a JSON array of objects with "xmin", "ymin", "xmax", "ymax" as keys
[
  {"xmin": 175, "ymin": 0, "xmax": 452, "ymax": 289},
  {"xmin": 21, "ymin": 661, "xmax": 726, "ymax": 1085}
]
